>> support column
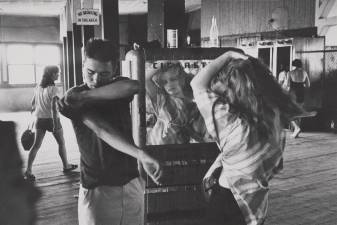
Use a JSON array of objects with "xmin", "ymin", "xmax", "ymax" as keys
[
  {"xmin": 60, "ymin": 7, "xmax": 67, "ymax": 91},
  {"xmin": 148, "ymin": 0, "xmax": 186, "ymax": 48},
  {"xmin": 147, "ymin": 0, "xmax": 165, "ymax": 47},
  {"xmin": 72, "ymin": 23, "xmax": 83, "ymax": 86},
  {"xmin": 81, "ymin": 0, "xmax": 95, "ymax": 53},
  {"xmin": 101, "ymin": 0, "xmax": 119, "ymax": 59},
  {"xmin": 66, "ymin": 32, "xmax": 74, "ymax": 88},
  {"xmin": 82, "ymin": 26, "xmax": 94, "ymax": 47},
  {"xmin": 101, "ymin": 0, "xmax": 119, "ymax": 42},
  {"xmin": 72, "ymin": 0, "xmax": 83, "ymax": 86},
  {"xmin": 65, "ymin": 1, "xmax": 74, "ymax": 88},
  {"xmin": 62, "ymin": 37, "xmax": 69, "ymax": 90}
]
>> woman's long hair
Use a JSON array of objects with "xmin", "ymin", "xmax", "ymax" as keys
[
  {"xmin": 153, "ymin": 63, "xmax": 195, "ymax": 131},
  {"xmin": 210, "ymin": 57, "xmax": 303, "ymax": 141},
  {"xmin": 155, "ymin": 62, "xmax": 193, "ymax": 99},
  {"xmin": 40, "ymin": 65, "xmax": 59, "ymax": 88}
]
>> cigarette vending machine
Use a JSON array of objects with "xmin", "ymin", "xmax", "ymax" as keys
[{"xmin": 123, "ymin": 48, "xmax": 240, "ymax": 225}]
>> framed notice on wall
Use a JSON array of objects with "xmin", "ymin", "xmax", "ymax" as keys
[{"xmin": 76, "ymin": 9, "xmax": 99, "ymax": 25}]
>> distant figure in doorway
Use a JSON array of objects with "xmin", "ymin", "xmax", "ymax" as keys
[
  {"xmin": 287, "ymin": 59, "xmax": 310, "ymax": 138},
  {"xmin": 145, "ymin": 62, "xmax": 211, "ymax": 145},
  {"xmin": 57, "ymin": 38, "xmax": 162, "ymax": 225},
  {"xmin": 191, "ymin": 51, "xmax": 303, "ymax": 225},
  {"xmin": 24, "ymin": 66, "xmax": 77, "ymax": 181},
  {"xmin": 0, "ymin": 121, "xmax": 41, "ymax": 225},
  {"xmin": 278, "ymin": 63, "xmax": 289, "ymax": 91}
]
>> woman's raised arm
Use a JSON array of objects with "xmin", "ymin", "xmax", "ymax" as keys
[{"xmin": 190, "ymin": 51, "xmax": 247, "ymax": 92}]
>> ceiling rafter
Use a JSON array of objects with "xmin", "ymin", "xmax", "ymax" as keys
[
  {"xmin": 315, "ymin": 0, "xmax": 337, "ymax": 35},
  {"xmin": 0, "ymin": 0, "xmax": 201, "ymax": 17}
]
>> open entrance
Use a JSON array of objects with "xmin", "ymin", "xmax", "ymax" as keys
[
  {"xmin": 276, "ymin": 46, "xmax": 292, "ymax": 80},
  {"xmin": 258, "ymin": 47, "xmax": 273, "ymax": 70}
]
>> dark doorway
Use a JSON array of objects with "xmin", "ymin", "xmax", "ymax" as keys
[
  {"xmin": 258, "ymin": 48, "xmax": 272, "ymax": 70},
  {"xmin": 276, "ymin": 46, "xmax": 291, "ymax": 79}
]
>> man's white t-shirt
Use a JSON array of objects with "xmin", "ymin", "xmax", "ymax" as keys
[{"xmin": 33, "ymin": 86, "xmax": 59, "ymax": 118}]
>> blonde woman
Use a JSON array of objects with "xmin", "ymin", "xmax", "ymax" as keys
[{"xmin": 191, "ymin": 51, "xmax": 303, "ymax": 225}]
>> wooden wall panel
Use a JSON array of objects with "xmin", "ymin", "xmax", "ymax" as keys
[
  {"xmin": 201, "ymin": 0, "xmax": 315, "ymax": 38},
  {"xmin": 0, "ymin": 15, "xmax": 60, "ymax": 43}
]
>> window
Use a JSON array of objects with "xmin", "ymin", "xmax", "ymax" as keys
[
  {"xmin": 7, "ymin": 45, "xmax": 35, "ymax": 84},
  {"xmin": 35, "ymin": 45, "xmax": 61, "ymax": 83},
  {"xmin": 6, "ymin": 44, "xmax": 61, "ymax": 85}
]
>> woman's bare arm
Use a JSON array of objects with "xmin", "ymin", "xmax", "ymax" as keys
[
  {"xmin": 304, "ymin": 71, "xmax": 310, "ymax": 88},
  {"xmin": 145, "ymin": 62, "xmax": 162, "ymax": 103},
  {"xmin": 31, "ymin": 95, "xmax": 36, "ymax": 112},
  {"xmin": 51, "ymin": 96, "xmax": 59, "ymax": 131},
  {"xmin": 190, "ymin": 51, "xmax": 247, "ymax": 92}
]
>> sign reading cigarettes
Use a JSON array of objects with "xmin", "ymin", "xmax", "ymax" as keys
[{"xmin": 76, "ymin": 9, "xmax": 99, "ymax": 25}]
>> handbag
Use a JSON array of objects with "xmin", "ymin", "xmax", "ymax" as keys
[
  {"xmin": 21, "ymin": 94, "xmax": 36, "ymax": 151},
  {"xmin": 21, "ymin": 125, "xmax": 35, "ymax": 151}
]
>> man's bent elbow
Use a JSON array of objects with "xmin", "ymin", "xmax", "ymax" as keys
[{"xmin": 127, "ymin": 80, "xmax": 140, "ymax": 94}]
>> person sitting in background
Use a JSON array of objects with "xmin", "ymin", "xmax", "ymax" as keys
[
  {"xmin": 145, "ymin": 61, "xmax": 211, "ymax": 145},
  {"xmin": 287, "ymin": 59, "xmax": 310, "ymax": 138},
  {"xmin": 191, "ymin": 51, "xmax": 303, "ymax": 225},
  {"xmin": 0, "ymin": 121, "xmax": 41, "ymax": 225},
  {"xmin": 24, "ymin": 65, "xmax": 77, "ymax": 181}
]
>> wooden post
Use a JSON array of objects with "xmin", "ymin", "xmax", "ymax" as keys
[
  {"xmin": 62, "ymin": 37, "xmax": 69, "ymax": 90},
  {"xmin": 82, "ymin": 26, "xmax": 94, "ymax": 47},
  {"xmin": 66, "ymin": 32, "xmax": 74, "ymax": 88},
  {"xmin": 81, "ymin": 0, "xmax": 95, "ymax": 54},
  {"xmin": 71, "ymin": 0, "xmax": 83, "ymax": 86},
  {"xmin": 147, "ymin": 0, "xmax": 165, "ymax": 47},
  {"xmin": 101, "ymin": 0, "xmax": 120, "ymax": 70},
  {"xmin": 147, "ymin": 0, "xmax": 186, "ymax": 48},
  {"xmin": 72, "ymin": 23, "xmax": 83, "ymax": 86}
]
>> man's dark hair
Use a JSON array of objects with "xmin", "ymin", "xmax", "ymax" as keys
[{"xmin": 85, "ymin": 38, "xmax": 118, "ymax": 63}]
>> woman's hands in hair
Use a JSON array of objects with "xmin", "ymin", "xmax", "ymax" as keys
[
  {"xmin": 222, "ymin": 50, "xmax": 248, "ymax": 61},
  {"xmin": 191, "ymin": 50, "xmax": 248, "ymax": 92}
]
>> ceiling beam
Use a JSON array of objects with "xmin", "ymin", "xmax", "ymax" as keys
[
  {"xmin": 316, "ymin": 0, "xmax": 335, "ymax": 18},
  {"xmin": 317, "ymin": 15, "xmax": 337, "ymax": 26},
  {"xmin": 315, "ymin": 0, "xmax": 337, "ymax": 35}
]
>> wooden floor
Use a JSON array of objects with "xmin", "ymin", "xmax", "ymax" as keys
[{"xmin": 1, "ymin": 112, "xmax": 337, "ymax": 225}]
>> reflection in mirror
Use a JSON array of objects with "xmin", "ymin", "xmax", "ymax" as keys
[{"xmin": 145, "ymin": 60, "xmax": 214, "ymax": 145}]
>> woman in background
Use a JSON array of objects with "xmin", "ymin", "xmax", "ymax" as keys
[
  {"xmin": 24, "ymin": 65, "xmax": 77, "ymax": 181},
  {"xmin": 287, "ymin": 59, "xmax": 310, "ymax": 138},
  {"xmin": 191, "ymin": 51, "xmax": 303, "ymax": 225}
]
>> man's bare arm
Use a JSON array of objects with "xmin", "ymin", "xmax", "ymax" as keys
[
  {"xmin": 82, "ymin": 112, "xmax": 162, "ymax": 184},
  {"xmin": 65, "ymin": 79, "xmax": 139, "ymax": 107}
]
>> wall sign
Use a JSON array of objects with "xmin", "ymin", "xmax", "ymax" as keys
[{"xmin": 76, "ymin": 9, "xmax": 99, "ymax": 25}]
